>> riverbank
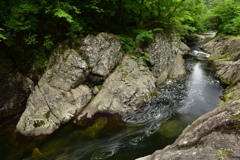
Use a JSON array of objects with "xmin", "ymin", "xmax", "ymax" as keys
[{"xmin": 137, "ymin": 35, "xmax": 240, "ymax": 160}]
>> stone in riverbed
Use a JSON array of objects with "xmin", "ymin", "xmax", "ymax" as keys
[{"xmin": 158, "ymin": 120, "xmax": 183, "ymax": 138}]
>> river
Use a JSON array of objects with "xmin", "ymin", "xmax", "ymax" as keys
[{"xmin": 0, "ymin": 44, "xmax": 224, "ymax": 160}]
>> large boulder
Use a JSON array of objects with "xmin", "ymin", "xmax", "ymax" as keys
[
  {"xmin": 146, "ymin": 32, "xmax": 186, "ymax": 85},
  {"xmin": 76, "ymin": 55, "xmax": 156, "ymax": 119},
  {"xmin": 75, "ymin": 32, "xmax": 123, "ymax": 77},
  {"xmin": 16, "ymin": 49, "xmax": 92, "ymax": 136}
]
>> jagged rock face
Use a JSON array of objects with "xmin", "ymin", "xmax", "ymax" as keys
[
  {"xmin": 216, "ymin": 61, "xmax": 240, "ymax": 84},
  {"xmin": 0, "ymin": 72, "xmax": 34, "ymax": 121},
  {"xmin": 16, "ymin": 49, "xmax": 92, "ymax": 136},
  {"xmin": 76, "ymin": 32, "xmax": 123, "ymax": 77},
  {"xmin": 76, "ymin": 55, "xmax": 156, "ymax": 119},
  {"xmin": 146, "ymin": 33, "xmax": 186, "ymax": 85},
  {"xmin": 201, "ymin": 36, "xmax": 240, "ymax": 85},
  {"xmin": 137, "ymin": 98, "xmax": 240, "ymax": 160},
  {"xmin": 40, "ymin": 49, "xmax": 89, "ymax": 91},
  {"xmin": 201, "ymin": 36, "xmax": 240, "ymax": 57}
]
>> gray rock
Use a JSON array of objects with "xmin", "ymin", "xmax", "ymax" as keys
[
  {"xmin": 136, "ymin": 98, "xmax": 240, "ymax": 160},
  {"xmin": 201, "ymin": 36, "xmax": 240, "ymax": 85},
  {"xmin": 76, "ymin": 55, "xmax": 156, "ymax": 119},
  {"xmin": 146, "ymin": 32, "xmax": 186, "ymax": 85},
  {"xmin": 16, "ymin": 49, "xmax": 92, "ymax": 136},
  {"xmin": 216, "ymin": 60, "xmax": 240, "ymax": 84},
  {"xmin": 76, "ymin": 33, "xmax": 123, "ymax": 77},
  {"xmin": 16, "ymin": 83, "xmax": 92, "ymax": 136},
  {"xmin": 201, "ymin": 36, "xmax": 228, "ymax": 55},
  {"xmin": 93, "ymin": 86, "xmax": 100, "ymax": 95},
  {"xmin": 186, "ymin": 33, "xmax": 206, "ymax": 42},
  {"xmin": 40, "ymin": 49, "xmax": 89, "ymax": 91},
  {"xmin": 179, "ymin": 42, "xmax": 191, "ymax": 54}
]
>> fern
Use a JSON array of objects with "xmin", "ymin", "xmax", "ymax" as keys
[{"xmin": 133, "ymin": 29, "xmax": 154, "ymax": 42}]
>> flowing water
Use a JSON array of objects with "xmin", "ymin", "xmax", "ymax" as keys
[{"xmin": 0, "ymin": 45, "xmax": 223, "ymax": 160}]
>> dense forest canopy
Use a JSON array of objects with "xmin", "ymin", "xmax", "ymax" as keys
[{"xmin": 0, "ymin": 0, "xmax": 240, "ymax": 75}]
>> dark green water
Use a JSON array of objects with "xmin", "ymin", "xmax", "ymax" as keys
[{"xmin": 0, "ymin": 46, "xmax": 224, "ymax": 160}]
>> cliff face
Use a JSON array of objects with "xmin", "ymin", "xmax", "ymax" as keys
[
  {"xmin": 137, "ymin": 36, "xmax": 240, "ymax": 160},
  {"xmin": 14, "ymin": 32, "xmax": 186, "ymax": 136}
]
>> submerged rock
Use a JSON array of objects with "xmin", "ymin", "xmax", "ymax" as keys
[
  {"xmin": 76, "ymin": 55, "xmax": 156, "ymax": 119},
  {"xmin": 158, "ymin": 120, "xmax": 183, "ymax": 138}
]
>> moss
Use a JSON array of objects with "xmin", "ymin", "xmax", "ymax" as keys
[
  {"xmin": 76, "ymin": 117, "xmax": 108, "ymax": 139},
  {"xmin": 33, "ymin": 120, "xmax": 45, "ymax": 128},
  {"xmin": 96, "ymin": 85, "xmax": 102, "ymax": 90},
  {"xmin": 148, "ymin": 88, "xmax": 159, "ymax": 100},
  {"xmin": 45, "ymin": 111, "xmax": 50, "ymax": 119},
  {"xmin": 218, "ymin": 100, "xmax": 225, "ymax": 106},
  {"xmin": 216, "ymin": 135, "xmax": 222, "ymax": 140},
  {"xmin": 90, "ymin": 96, "xmax": 95, "ymax": 101},
  {"xmin": 217, "ymin": 149, "xmax": 227, "ymax": 158},
  {"xmin": 234, "ymin": 114, "xmax": 240, "ymax": 120}
]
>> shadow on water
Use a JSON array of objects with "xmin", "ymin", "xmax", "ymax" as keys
[{"xmin": 7, "ymin": 45, "xmax": 223, "ymax": 160}]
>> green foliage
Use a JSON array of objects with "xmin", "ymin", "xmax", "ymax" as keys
[
  {"xmin": 24, "ymin": 34, "xmax": 38, "ymax": 45},
  {"xmin": 96, "ymin": 85, "xmax": 102, "ymax": 90},
  {"xmin": 119, "ymin": 35, "xmax": 136, "ymax": 51},
  {"xmin": 203, "ymin": 0, "xmax": 240, "ymax": 35},
  {"xmin": 0, "ymin": 0, "xmax": 207, "ymax": 75},
  {"xmin": 0, "ymin": 28, "xmax": 6, "ymax": 41},
  {"xmin": 134, "ymin": 29, "xmax": 154, "ymax": 42},
  {"xmin": 143, "ymin": 54, "xmax": 150, "ymax": 62},
  {"xmin": 43, "ymin": 35, "xmax": 54, "ymax": 50}
]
